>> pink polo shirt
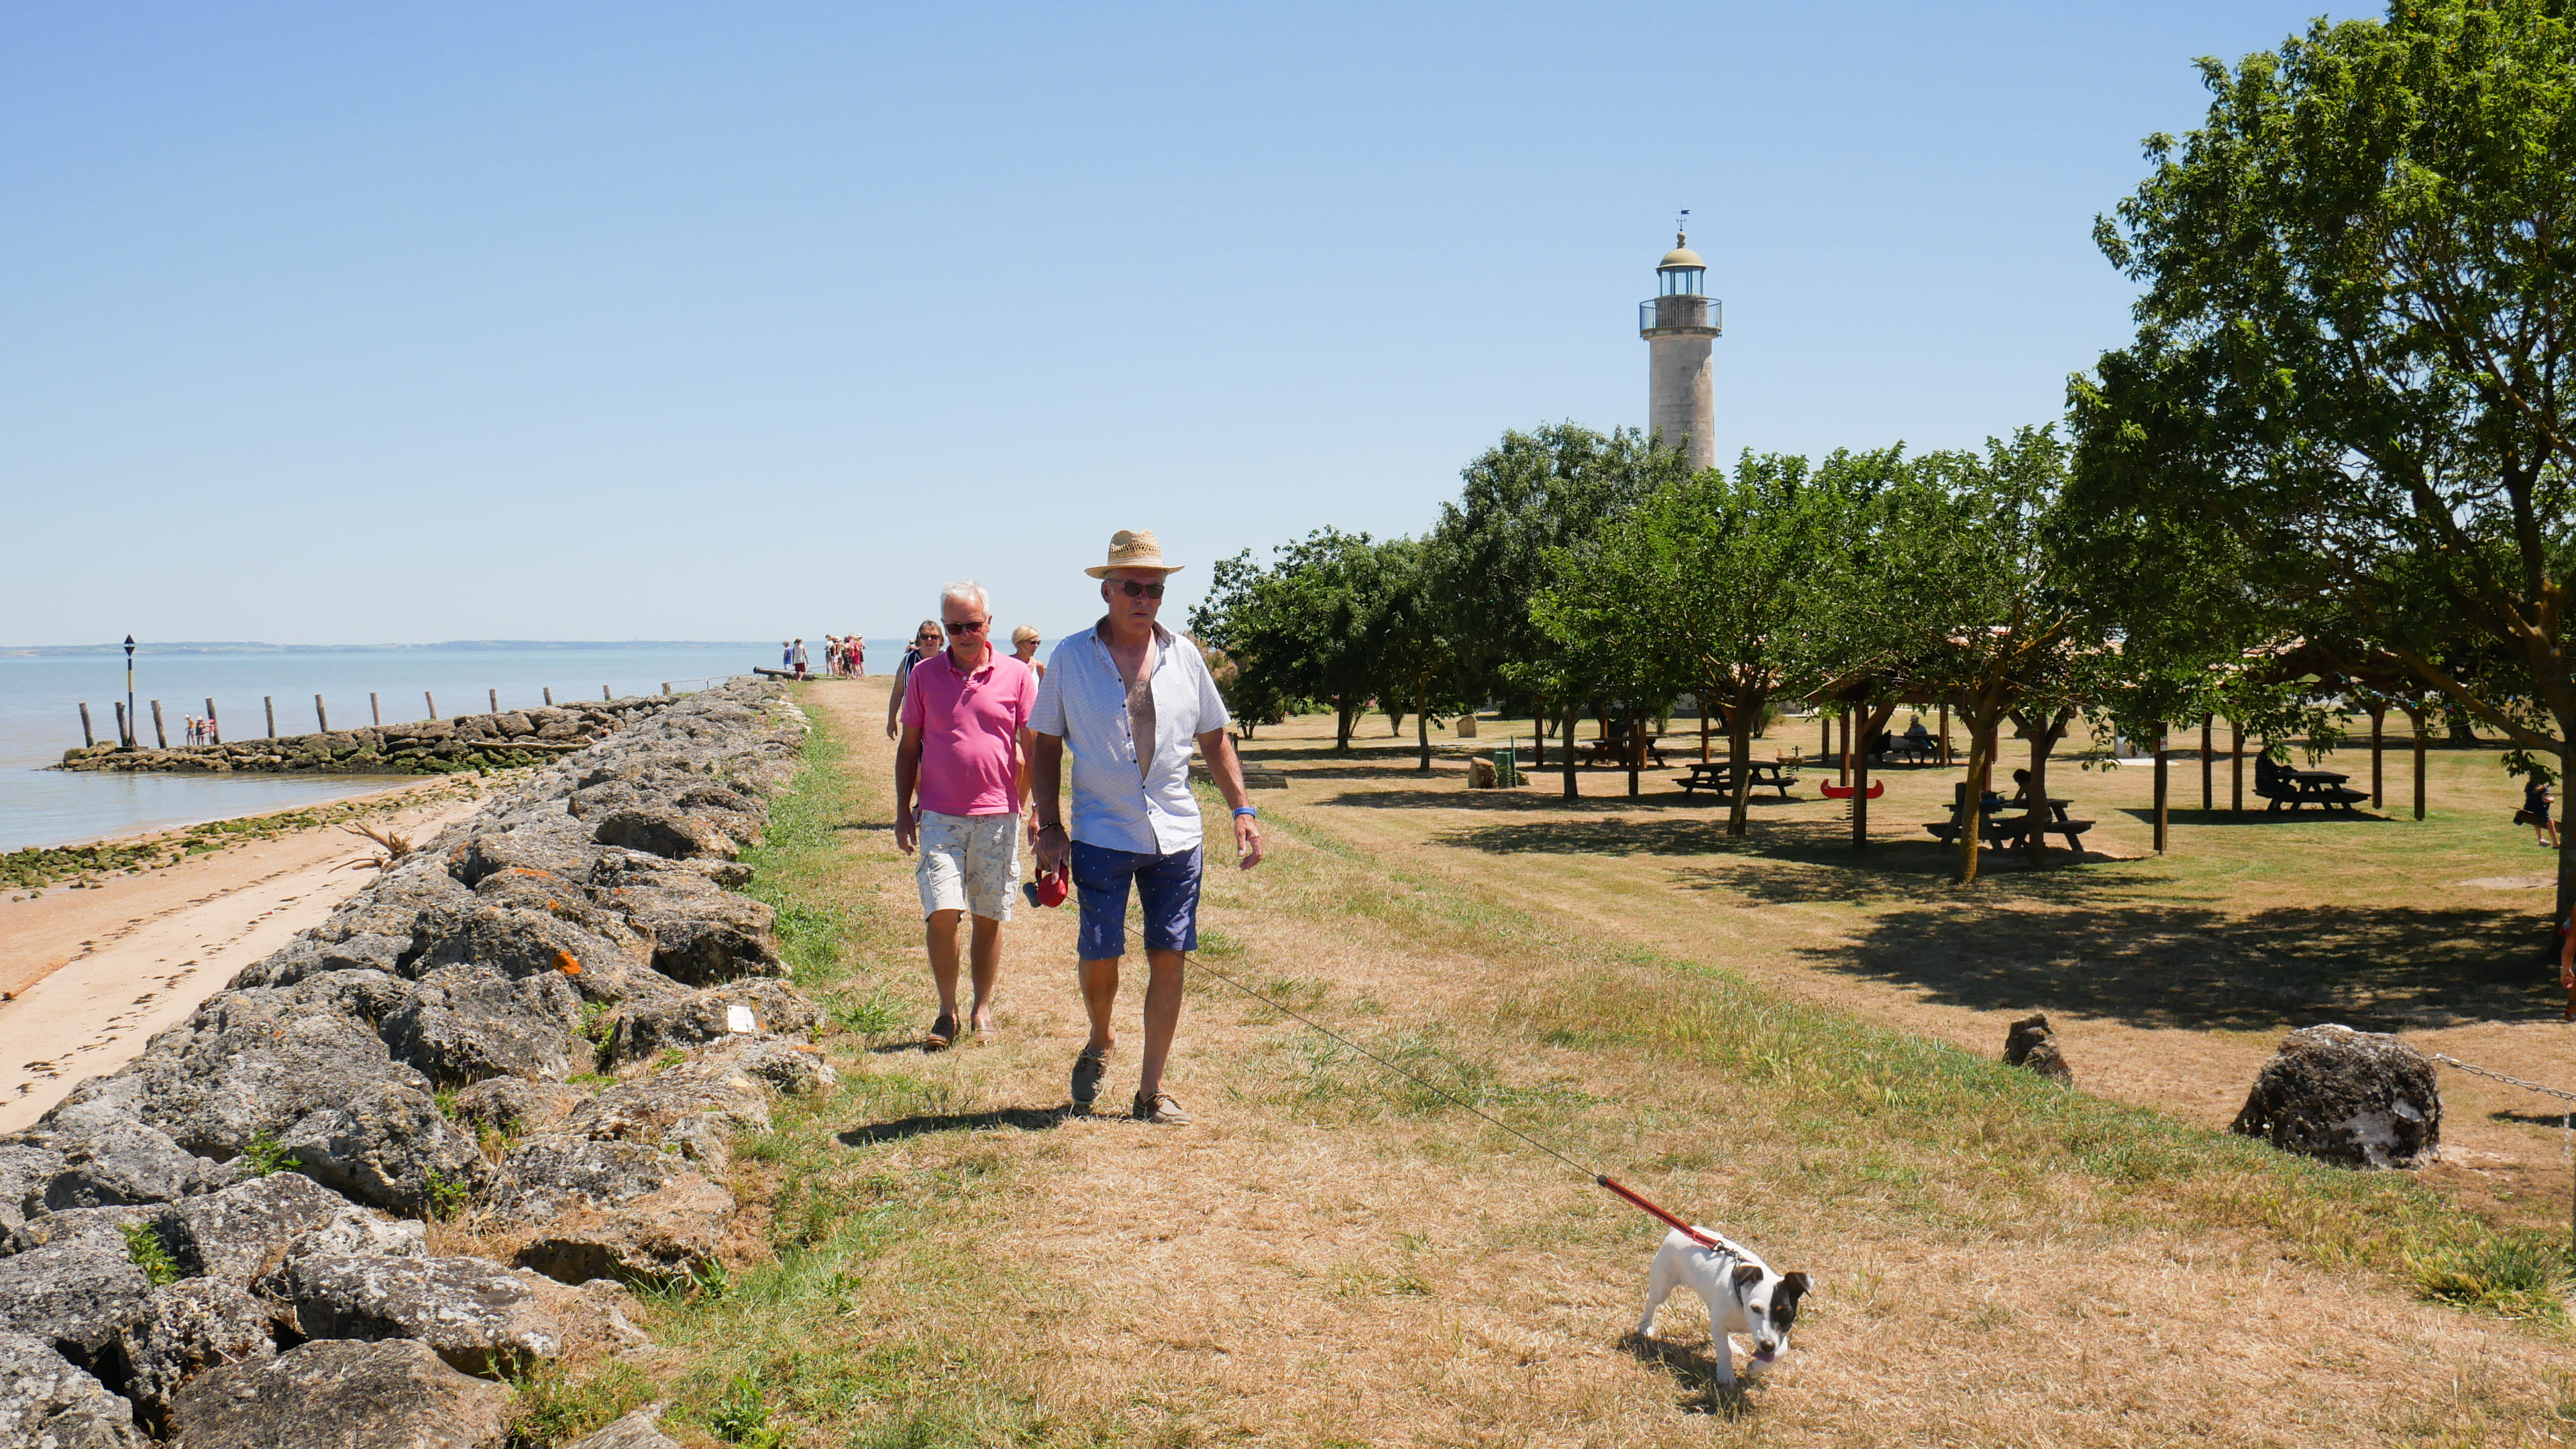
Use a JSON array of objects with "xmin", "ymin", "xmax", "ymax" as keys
[{"xmin": 902, "ymin": 648, "xmax": 1037, "ymax": 817}]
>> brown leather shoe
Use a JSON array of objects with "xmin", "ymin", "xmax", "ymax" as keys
[
  {"xmin": 1070, "ymin": 1047, "xmax": 1108, "ymax": 1110},
  {"xmin": 1132, "ymin": 1089, "xmax": 1191, "ymax": 1126}
]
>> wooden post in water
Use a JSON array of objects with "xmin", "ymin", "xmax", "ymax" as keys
[
  {"xmin": 662, "ymin": 682, "xmax": 674, "ymax": 696},
  {"xmin": 2200, "ymin": 714, "xmax": 2214, "ymax": 812},
  {"xmin": 205, "ymin": 699, "xmax": 219, "ymax": 744},
  {"xmin": 602, "ymin": 686, "xmax": 612, "ymax": 702},
  {"xmin": 370, "ymin": 693, "xmax": 381, "ymax": 726},
  {"xmin": 78, "ymin": 703, "xmax": 94, "ymax": 748},
  {"xmin": 315, "ymin": 696, "xmax": 329, "ymax": 732},
  {"xmin": 425, "ymin": 692, "xmax": 437, "ymax": 720},
  {"xmin": 488, "ymin": 688, "xmax": 498, "ymax": 715},
  {"xmin": 113, "ymin": 701, "xmax": 129, "ymax": 748},
  {"xmin": 151, "ymin": 700, "xmax": 167, "ymax": 749},
  {"xmin": 2367, "ymin": 703, "xmax": 2386, "ymax": 808},
  {"xmin": 263, "ymin": 696, "xmax": 276, "ymax": 739},
  {"xmin": 2230, "ymin": 721, "xmax": 2243, "ymax": 814},
  {"xmin": 542, "ymin": 687, "xmax": 553, "ymax": 707},
  {"xmin": 2153, "ymin": 728, "xmax": 2171, "ymax": 853}
]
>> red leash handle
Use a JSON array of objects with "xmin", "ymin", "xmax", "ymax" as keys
[{"xmin": 1597, "ymin": 1175, "xmax": 1719, "ymax": 1248}]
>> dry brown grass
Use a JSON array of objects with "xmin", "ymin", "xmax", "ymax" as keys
[{"xmin": 516, "ymin": 687, "xmax": 2576, "ymax": 1448}]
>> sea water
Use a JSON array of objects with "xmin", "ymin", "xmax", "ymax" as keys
[{"xmin": 0, "ymin": 642, "xmax": 830, "ymax": 852}]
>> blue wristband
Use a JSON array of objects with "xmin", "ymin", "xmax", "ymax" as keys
[{"xmin": 1233, "ymin": 806, "xmax": 1258, "ymax": 818}]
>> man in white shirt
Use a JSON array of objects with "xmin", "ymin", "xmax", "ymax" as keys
[{"xmin": 1031, "ymin": 529, "xmax": 1264, "ymax": 1124}]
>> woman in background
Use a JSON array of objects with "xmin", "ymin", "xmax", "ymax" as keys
[
  {"xmin": 885, "ymin": 619, "xmax": 943, "ymax": 739},
  {"xmin": 1010, "ymin": 625, "xmax": 1044, "ymax": 682}
]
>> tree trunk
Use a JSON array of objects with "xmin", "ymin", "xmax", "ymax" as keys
[
  {"xmin": 1334, "ymin": 699, "xmax": 1358, "ymax": 752},
  {"xmin": 1561, "ymin": 704, "xmax": 1578, "ymax": 800},
  {"xmin": 1532, "ymin": 698, "xmax": 1546, "ymax": 769},
  {"xmin": 1957, "ymin": 720, "xmax": 1997, "ymax": 885},
  {"xmin": 2010, "ymin": 707, "xmax": 2072, "ymax": 859},
  {"xmin": 1626, "ymin": 708, "xmax": 1643, "ymax": 799},
  {"xmin": 1725, "ymin": 694, "xmax": 1758, "ymax": 838},
  {"xmin": 2560, "ymin": 732, "xmax": 2575, "ymax": 936}
]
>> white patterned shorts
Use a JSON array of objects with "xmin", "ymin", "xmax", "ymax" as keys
[{"xmin": 916, "ymin": 809, "xmax": 1020, "ymax": 921}]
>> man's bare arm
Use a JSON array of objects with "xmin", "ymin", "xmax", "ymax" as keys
[
  {"xmin": 1197, "ymin": 727, "xmax": 1264, "ymax": 869},
  {"xmin": 892, "ymin": 726, "xmax": 926, "ymax": 854},
  {"xmin": 1031, "ymin": 733, "xmax": 1069, "ymax": 873}
]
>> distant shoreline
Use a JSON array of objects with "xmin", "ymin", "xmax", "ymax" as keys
[{"xmin": 0, "ymin": 639, "xmax": 771, "ymax": 657}]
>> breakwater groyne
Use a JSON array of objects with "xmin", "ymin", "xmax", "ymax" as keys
[
  {"xmin": 0, "ymin": 678, "xmax": 827, "ymax": 1444},
  {"xmin": 54, "ymin": 698, "xmax": 665, "ymax": 777}
]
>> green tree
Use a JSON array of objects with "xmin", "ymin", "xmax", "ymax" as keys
[
  {"xmin": 1191, "ymin": 529, "xmax": 1405, "ymax": 752},
  {"xmin": 1430, "ymin": 423, "xmax": 1692, "ymax": 751},
  {"xmin": 2071, "ymin": 0, "xmax": 2576, "ymax": 919}
]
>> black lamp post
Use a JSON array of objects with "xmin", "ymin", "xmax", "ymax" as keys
[{"xmin": 123, "ymin": 635, "xmax": 136, "ymax": 749}]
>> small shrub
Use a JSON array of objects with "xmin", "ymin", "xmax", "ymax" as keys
[
  {"xmin": 121, "ymin": 1222, "xmax": 180, "ymax": 1287},
  {"xmin": 239, "ymin": 1130, "xmax": 293, "ymax": 1178},
  {"xmin": 654, "ymin": 1048, "xmax": 688, "ymax": 1073},
  {"xmin": 504, "ymin": 1361, "xmax": 661, "ymax": 1448},
  {"xmin": 2410, "ymin": 1234, "xmax": 2571, "ymax": 1321},
  {"xmin": 828, "ymin": 994, "xmax": 904, "ymax": 1036},
  {"xmin": 423, "ymin": 1169, "xmax": 470, "ymax": 1222},
  {"xmin": 703, "ymin": 1370, "xmax": 785, "ymax": 1448}
]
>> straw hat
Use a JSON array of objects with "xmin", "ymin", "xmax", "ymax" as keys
[{"xmin": 1085, "ymin": 529, "xmax": 1184, "ymax": 578}]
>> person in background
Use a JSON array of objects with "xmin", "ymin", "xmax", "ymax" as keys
[
  {"xmin": 2526, "ymin": 775, "xmax": 2561, "ymax": 849},
  {"xmin": 1030, "ymin": 528, "xmax": 1265, "ymax": 1126},
  {"xmin": 894, "ymin": 582, "xmax": 1038, "ymax": 1049},
  {"xmin": 1011, "ymin": 625, "xmax": 1046, "ymax": 682},
  {"xmin": 851, "ymin": 634, "xmax": 866, "ymax": 676},
  {"xmin": 886, "ymin": 619, "xmax": 944, "ymax": 739},
  {"xmin": 824, "ymin": 635, "xmax": 841, "ymax": 676},
  {"xmin": 791, "ymin": 637, "xmax": 810, "ymax": 680},
  {"xmin": 782, "ymin": 640, "xmax": 794, "ymax": 673}
]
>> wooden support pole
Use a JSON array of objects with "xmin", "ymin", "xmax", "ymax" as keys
[
  {"xmin": 113, "ymin": 701, "xmax": 129, "ymax": 748},
  {"xmin": 1938, "ymin": 703, "xmax": 1951, "ymax": 767},
  {"xmin": 2368, "ymin": 704, "xmax": 2386, "ymax": 808},
  {"xmin": 543, "ymin": 687, "xmax": 554, "ymax": 707},
  {"xmin": 1838, "ymin": 708, "xmax": 1852, "ymax": 786},
  {"xmin": 79, "ymin": 702, "xmax": 94, "ymax": 749},
  {"xmin": 1853, "ymin": 713, "xmax": 1873, "ymax": 850},
  {"xmin": 2200, "ymin": 714, "xmax": 2213, "ymax": 812},
  {"xmin": 150, "ymin": 700, "xmax": 166, "ymax": 749},
  {"xmin": 205, "ymin": 699, "xmax": 219, "ymax": 744},
  {"xmin": 486, "ymin": 688, "xmax": 497, "ymax": 715},
  {"xmin": 1699, "ymin": 696, "xmax": 1711, "ymax": 763},
  {"xmin": 370, "ymin": 692, "xmax": 381, "ymax": 726},
  {"xmin": 2230, "ymin": 721, "xmax": 2243, "ymax": 815},
  {"xmin": 2153, "ymin": 728, "xmax": 2171, "ymax": 854},
  {"xmin": 2408, "ymin": 706, "xmax": 2427, "ymax": 820},
  {"xmin": 1821, "ymin": 710, "xmax": 1832, "ymax": 760},
  {"xmin": 602, "ymin": 686, "xmax": 612, "ymax": 702},
  {"xmin": 662, "ymin": 682, "xmax": 673, "ymax": 697},
  {"xmin": 1561, "ymin": 705, "xmax": 1578, "ymax": 800},
  {"xmin": 315, "ymin": 695, "xmax": 329, "ymax": 732},
  {"xmin": 264, "ymin": 696, "xmax": 276, "ymax": 739},
  {"xmin": 1626, "ymin": 708, "xmax": 1643, "ymax": 799},
  {"xmin": 425, "ymin": 692, "xmax": 437, "ymax": 721}
]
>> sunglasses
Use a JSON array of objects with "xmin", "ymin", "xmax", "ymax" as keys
[
  {"xmin": 1114, "ymin": 581, "xmax": 1165, "ymax": 599},
  {"xmin": 945, "ymin": 620, "xmax": 989, "ymax": 633}
]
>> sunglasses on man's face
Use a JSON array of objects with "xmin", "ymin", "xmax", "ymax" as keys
[
  {"xmin": 945, "ymin": 620, "xmax": 988, "ymax": 634},
  {"xmin": 1114, "ymin": 581, "xmax": 1165, "ymax": 600}
]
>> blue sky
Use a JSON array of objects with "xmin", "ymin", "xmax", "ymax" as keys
[{"xmin": 0, "ymin": 2, "xmax": 2368, "ymax": 646}]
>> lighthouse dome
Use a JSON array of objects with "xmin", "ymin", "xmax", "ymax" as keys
[{"xmin": 1658, "ymin": 246, "xmax": 1704, "ymax": 270}]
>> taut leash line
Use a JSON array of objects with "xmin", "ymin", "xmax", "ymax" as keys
[{"xmin": 1181, "ymin": 950, "xmax": 1720, "ymax": 1249}]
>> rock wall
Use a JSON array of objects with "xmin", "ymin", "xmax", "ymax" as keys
[
  {"xmin": 57, "ymin": 697, "xmax": 669, "ymax": 775},
  {"xmin": 0, "ymin": 680, "xmax": 817, "ymax": 1448}
]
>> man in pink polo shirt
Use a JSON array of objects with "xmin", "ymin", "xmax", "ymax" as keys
[{"xmin": 894, "ymin": 582, "xmax": 1039, "ymax": 1050}]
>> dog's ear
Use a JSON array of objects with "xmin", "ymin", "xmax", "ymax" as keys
[
  {"xmin": 1731, "ymin": 1264, "xmax": 1765, "ymax": 1292},
  {"xmin": 1776, "ymin": 1271, "xmax": 1811, "ymax": 1303}
]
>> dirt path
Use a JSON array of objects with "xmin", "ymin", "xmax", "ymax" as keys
[
  {"xmin": 761, "ymin": 682, "xmax": 2569, "ymax": 1447},
  {"xmin": 0, "ymin": 784, "xmax": 478, "ymax": 1131}
]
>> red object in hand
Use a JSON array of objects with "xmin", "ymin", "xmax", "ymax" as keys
[{"xmin": 1034, "ymin": 867, "xmax": 1069, "ymax": 908}]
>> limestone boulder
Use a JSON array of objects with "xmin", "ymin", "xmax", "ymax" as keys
[
  {"xmin": 443, "ymin": 1077, "xmax": 588, "ymax": 1144},
  {"xmin": 592, "ymin": 808, "xmax": 737, "ymax": 861},
  {"xmin": 2230, "ymin": 1023, "xmax": 2441, "ymax": 1169},
  {"xmin": 566, "ymin": 1404, "xmax": 680, "ymax": 1449},
  {"xmin": 165, "ymin": 1338, "xmax": 511, "ymax": 1449},
  {"xmin": 605, "ymin": 980, "xmax": 820, "ymax": 1065},
  {"xmin": 443, "ymin": 830, "xmax": 600, "ymax": 890},
  {"xmin": 266, "ymin": 1251, "xmax": 642, "ymax": 1377},
  {"xmin": 593, "ymin": 875, "xmax": 781, "ymax": 986},
  {"xmin": 36, "ymin": 1121, "xmax": 219, "ymax": 1211},
  {"xmin": 0, "ymin": 1331, "xmax": 146, "ymax": 1449},
  {"xmin": 486, "ymin": 1136, "xmax": 731, "ymax": 1285},
  {"xmin": 0, "ymin": 1138, "xmax": 68, "ymax": 1239},
  {"xmin": 378, "ymin": 965, "xmax": 586, "ymax": 1087},
  {"xmin": 115, "ymin": 1279, "xmax": 276, "ymax": 1433},
  {"xmin": 3, "ymin": 1204, "xmax": 151, "ymax": 1258},
  {"xmin": 2002, "ymin": 1013, "xmax": 2073, "ymax": 1085},
  {"xmin": 152, "ymin": 1171, "xmax": 416, "ymax": 1285},
  {"xmin": 0, "ymin": 1218, "xmax": 156, "ymax": 1369}
]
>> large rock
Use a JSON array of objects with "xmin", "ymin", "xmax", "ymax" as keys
[
  {"xmin": 0, "ymin": 1138, "xmax": 67, "ymax": 1240},
  {"xmin": 116, "ymin": 1279, "xmax": 276, "ymax": 1433},
  {"xmin": 566, "ymin": 1404, "xmax": 680, "ymax": 1449},
  {"xmin": 485, "ymin": 1136, "xmax": 732, "ymax": 1286},
  {"xmin": 165, "ymin": 1338, "xmax": 511, "ymax": 1449},
  {"xmin": 2002, "ymin": 1013, "xmax": 2073, "ymax": 1085},
  {"xmin": 442, "ymin": 1078, "xmax": 588, "ymax": 1144},
  {"xmin": 606, "ymin": 980, "xmax": 820, "ymax": 1065},
  {"xmin": 592, "ymin": 875, "xmax": 782, "ymax": 986},
  {"xmin": 266, "ymin": 1252, "xmax": 642, "ymax": 1377},
  {"xmin": 152, "ymin": 1171, "xmax": 417, "ymax": 1284},
  {"xmin": 592, "ymin": 808, "xmax": 737, "ymax": 861},
  {"xmin": 2230, "ymin": 1023, "xmax": 2441, "ymax": 1169},
  {"xmin": 0, "ymin": 1331, "xmax": 146, "ymax": 1448},
  {"xmin": 378, "ymin": 965, "xmax": 586, "ymax": 1087},
  {"xmin": 0, "ymin": 1216, "xmax": 155, "ymax": 1369},
  {"xmin": 38, "ymin": 1122, "xmax": 218, "ymax": 1211}
]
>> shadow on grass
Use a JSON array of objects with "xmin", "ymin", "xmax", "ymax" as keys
[
  {"xmin": 836, "ymin": 1107, "xmax": 1071, "ymax": 1144},
  {"xmin": 2116, "ymin": 807, "xmax": 2397, "ymax": 826},
  {"xmin": 1620, "ymin": 1332, "xmax": 1755, "ymax": 1418}
]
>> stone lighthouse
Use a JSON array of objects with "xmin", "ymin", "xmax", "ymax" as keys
[{"xmin": 1639, "ymin": 227, "xmax": 1721, "ymax": 470}]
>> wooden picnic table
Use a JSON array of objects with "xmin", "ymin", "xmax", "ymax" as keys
[
  {"xmin": 1673, "ymin": 760, "xmax": 1801, "ymax": 800},
  {"xmin": 1877, "ymin": 733, "xmax": 1939, "ymax": 765},
  {"xmin": 1923, "ymin": 796, "xmax": 2094, "ymax": 853},
  {"xmin": 2256, "ymin": 767, "xmax": 2367, "ymax": 813},
  {"xmin": 1582, "ymin": 732, "xmax": 1670, "ymax": 767}
]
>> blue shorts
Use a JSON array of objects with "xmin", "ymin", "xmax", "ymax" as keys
[{"xmin": 1070, "ymin": 840, "xmax": 1203, "ymax": 961}]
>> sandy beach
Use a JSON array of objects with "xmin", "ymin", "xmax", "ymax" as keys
[{"xmin": 0, "ymin": 783, "xmax": 478, "ymax": 1133}]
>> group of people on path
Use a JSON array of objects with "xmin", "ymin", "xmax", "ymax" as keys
[
  {"xmin": 780, "ymin": 637, "xmax": 867, "ymax": 680},
  {"xmin": 885, "ymin": 528, "xmax": 1263, "ymax": 1126}
]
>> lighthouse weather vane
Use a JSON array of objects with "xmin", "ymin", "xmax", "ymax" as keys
[{"xmin": 1676, "ymin": 207, "xmax": 1689, "ymax": 244}]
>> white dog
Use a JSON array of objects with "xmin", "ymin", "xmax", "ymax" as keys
[{"xmin": 1635, "ymin": 1226, "xmax": 1811, "ymax": 1387}]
